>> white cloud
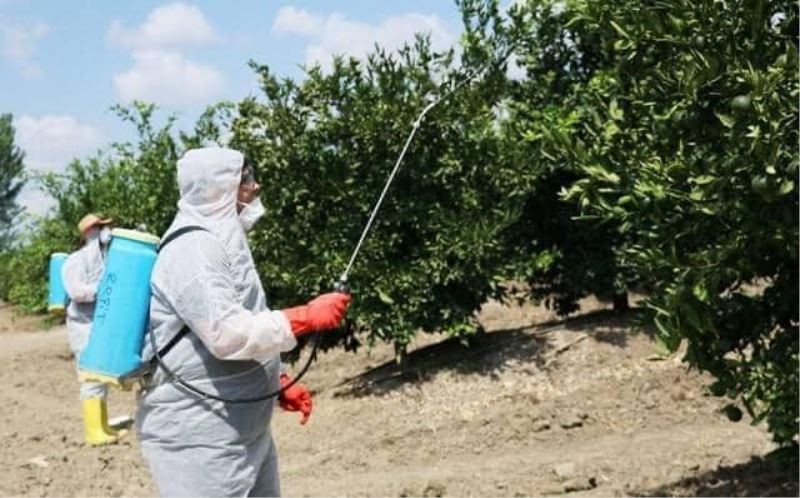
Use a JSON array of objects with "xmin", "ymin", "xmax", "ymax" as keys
[
  {"xmin": 273, "ymin": 6, "xmax": 323, "ymax": 37},
  {"xmin": 15, "ymin": 114, "xmax": 103, "ymax": 174},
  {"xmin": 17, "ymin": 186, "xmax": 53, "ymax": 216},
  {"xmin": 106, "ymin": 2, "xmax": 216, "ymax": 50},
  {"xmin": 113, "ymin": 50, "xmax": 224, "ymax": 109},
  {"xmin": 14, "ymin": 115, "xmax": 104, "ymax": 215},
  {"xmin": 0, "ymin": 20, "xmax": 47, "ymax": 60},
  {"xmin": 272, "ymin": 7, "xmax": 456, "ymax": 70},
  {"xmin": 109, "ymin": 3, "xmax": 224, "ymax": 109},
  {"xmin": 0, "ymin": 20, "xmax": 48, "ymax": 79}
]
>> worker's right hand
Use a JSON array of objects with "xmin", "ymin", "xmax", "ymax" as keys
[{"xmin": 281, "ymin": 292, "xmax": 351, "ymax": 337}]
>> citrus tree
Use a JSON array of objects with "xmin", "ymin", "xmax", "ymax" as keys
[
  {"xmin": 232, "ymin": 37, "xmax": 516, "ymax": 356},
  {"xmin": 462, "ymin": 0, "xmax": 639, "ymax": 314},
  {"xmin": 507, "ymin": 0, "xmax": 798, "ymax": 446}
]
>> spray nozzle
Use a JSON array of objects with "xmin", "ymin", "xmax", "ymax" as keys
[{"xmin": 334, "ymin": 275, "xmax": 350, "ymax": 294}]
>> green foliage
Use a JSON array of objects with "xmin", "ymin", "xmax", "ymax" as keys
[
  {"xmin": 0, "ymin": 113, "xmax": 26, "ymax": 252},
  {"xmin": 2, "ymin": 0, "xmax": 795, "ymax": 448},
  {"xmin": 5, "ymin": 102, "xmax": 214, "ymax": 311},
  {"xmin": 233, "ymin": 36, "xmax": 515, "ymax": 353},
  {"xmin": 515, "ymin": 0, "xmax": 798, "ymax": 445},
  {"xmin": 460, "ymin": 0, "xmax": 636, "ymax": 314},
  {"xmin": 3, "ymin": 219, "xmax": 73, "ymax": 311},
  {"xmin": 0, "ymin": 251, "xmax": 11, "ymax": 300}
]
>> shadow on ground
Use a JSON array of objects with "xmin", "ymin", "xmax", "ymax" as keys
[
  {"xmin": 334, "ymin": 309, "xmax": 647, "ymax": 398},
  {"xmin": 637, "ymin": 449, "xmax": 799, "ymax": 497}
]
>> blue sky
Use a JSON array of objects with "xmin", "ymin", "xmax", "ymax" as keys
[{"xmin": 0, "ymin": 1, "xmax": 466, "ymax": 213}]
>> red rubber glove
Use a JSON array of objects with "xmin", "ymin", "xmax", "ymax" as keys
[
  {"xmin": 281, "ymin": 292, "xmax": 351, "ymax": 337},
  {"xmin": 279, "ymin": 373, "xmax": 312, "ymax": 425}
]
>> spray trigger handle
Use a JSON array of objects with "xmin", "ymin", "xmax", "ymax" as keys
[{"xmin": 334, "ymin": 278, "xmax": 350, "ymax": 294}]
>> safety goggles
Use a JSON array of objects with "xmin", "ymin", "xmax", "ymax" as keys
[{"xmin": 241, "ymin": 162, "xmax": 257, "ymax": 185}]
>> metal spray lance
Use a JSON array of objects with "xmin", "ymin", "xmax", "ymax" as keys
[{"xmin": 333, "ymin": 48, "xmax": 516, "ymax": 293}]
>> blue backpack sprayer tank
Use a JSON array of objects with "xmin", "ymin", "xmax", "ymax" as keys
[
  {"xmin": 47, "ymin": 252, "xmax": 69, "ymax": 314},
  {"xmin": 78, "ymin": 228, "xmax": 160, "ymax": 387}
]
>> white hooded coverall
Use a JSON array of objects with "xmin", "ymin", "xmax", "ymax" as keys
[
  {"xmin": 136, "ymin": 147, "xmax": 297, "ymax": 497},
  {"xmin": 62, "ymin": 234, "xmax": 108, "ymax": 399}
]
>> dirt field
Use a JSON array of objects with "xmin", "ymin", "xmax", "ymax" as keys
[{"xmin": 0, "ymin": 299, "xmax": 796, "ymax": 497}]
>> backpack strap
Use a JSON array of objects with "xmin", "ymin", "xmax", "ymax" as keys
[
  {"xmin": 158, "ymin": 225, "xmax": 208, "ymax": 253},
  {"xmin": 149, "ymin": 225, "xmax": 209, "ymax": 368},
  {"xmin": 148, "ymin": 326, "xmax": 190, "ymax": 369}
]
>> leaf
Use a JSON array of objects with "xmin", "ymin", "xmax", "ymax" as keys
[
  {"xmin": 648, "ymin": 303, "xmax": 672, "ymax": 316},
  {"xmin": 715, "ymin": 112, "xmax": 736, "ymax": 128},
  {"xmin": 653, "ymin": 314, "xmax": 670, "ymax": 336},
  {"xmin": 614, "ymin": 39, "xmax": 632, "ymax": 51},
  {"xmin": 689, "ymin": 188, "xmax": 705, "ymax": 201},
  {"xmin": 654, "ymin": 335, "xmax": 672, "ymax": 356},
  {"xmin": 692, "ymin": 281, "xmax": 710, "ymax": 304},
  {"xmin": 377, "ymin": 289, "xmax": 395, "ymax": 305},
  {"xmin": 609, "ymin": 99, "xmax": 624, "ymax": 120},
  {"xmin": 604, "ymin": 121, "xmax": 621, "ymax": 139},
  {"xmin": 691, "ymin": 175, "xmax": 715, "ymax": 185},
  {"xmin": 699, "ymin": 206, "xmax": 716, "ymax": 215},
  {"xmin": 610, "ymin": 20, "xmax": 632, "ymax": 40}
]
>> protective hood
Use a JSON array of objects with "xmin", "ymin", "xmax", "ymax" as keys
[
  {"xmin": 174, "ymin": 147, "xmax": 249, "ymax": 250},
  {"xmin": 177, "ymin": 147, "xmax": 241, "ymax": 224}
]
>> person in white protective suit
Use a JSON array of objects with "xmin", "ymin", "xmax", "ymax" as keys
[
  {"xmin": 62, "ymin": 213, "xmax": 125, "ymax": 446},
  {"xmin": 137, "ymin": 147, "xmax": 351, "ymax": 497}
]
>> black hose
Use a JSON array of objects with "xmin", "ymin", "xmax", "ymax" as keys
[{"xmin": 148, "ymin": 324, "xmax": 320, "ymax": 404}]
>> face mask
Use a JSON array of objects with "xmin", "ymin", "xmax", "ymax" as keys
[
  {"xmin": 238, "ymin": 197, "xmax": 266, "ymax": 232},
  {"xmin": 85, "ymin": 228, "xmax": 100, "ymax": 241},
  {"xmin": 99, "ymin": 227, "xmax": 112, "ymax": 246}
]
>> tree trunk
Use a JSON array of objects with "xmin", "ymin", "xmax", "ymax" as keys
[
  {"xmin": 394, "ymin": 343, "xmax": 408, "ymax": 370},
  {"xmin": 613, "ymin": 292, "xmax": 630, "ymax": 314}
]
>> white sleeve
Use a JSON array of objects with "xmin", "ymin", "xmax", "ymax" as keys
[
  {"xmin": 169, "ymin": 239, "xmax": 296, "ymax": 361},
  {"xmin": 61, "ymin": 251, "xmax": 96, "ymax": 303}
]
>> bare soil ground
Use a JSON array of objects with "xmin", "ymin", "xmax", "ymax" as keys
[{"xmin": 0, "ymin": 299, "xmax": 796, "ymax": 497}]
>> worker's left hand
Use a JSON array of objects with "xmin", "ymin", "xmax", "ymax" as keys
[{"xmin": 279, "ymin": 373, "xmax": 313, "ymax": 425}]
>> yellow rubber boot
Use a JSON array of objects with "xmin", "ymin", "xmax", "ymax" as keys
[{"xmin": 82, "ymin": 398, "xmax": 120, "ymax": 446}]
